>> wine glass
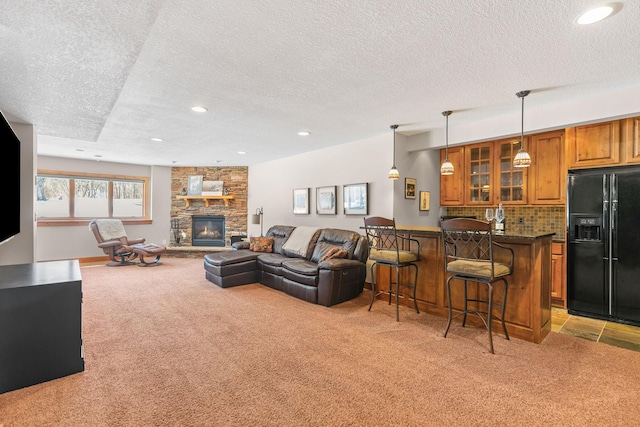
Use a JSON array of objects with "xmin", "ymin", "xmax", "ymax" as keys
[{"xmin": 485, "ymin": 208, "xmax": 494, "ymax": 223}]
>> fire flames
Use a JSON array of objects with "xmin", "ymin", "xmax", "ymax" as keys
[{"xmin": 197, "ymin": 225, "xmax": 221, "ymax": 239}]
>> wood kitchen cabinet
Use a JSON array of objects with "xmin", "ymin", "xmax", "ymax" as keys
[
  {"xmin": 439, "ymin": 146, "xmax": 465, "ymax": 206},
  {"xmin": 438, "ymin": 117, "xmax": 640, "ymax": 206},
  {"xmin": 439, "ymin": 130, "xmax": 565, "ymax": 206},
  {"xmin": 529, "ymin": 130, "xmax": 566, "ymax": 205},
  {"xmin": 623, "ymin": 117, "xmax": 640, "ymax": 165},
  {"xmin": 566, "ymin": 120, "xmax": 621, "ymax": 169},
  {"xmin": 551, "ymin": 241, "xmax": 566, "ymax": 308},
  {"xmin": 465, "ymin": 142, "xmax": 493, "ymax": 205},
  {"xmin": 495, "ymin": 137, "xmax": 528, "ymax": 204}
]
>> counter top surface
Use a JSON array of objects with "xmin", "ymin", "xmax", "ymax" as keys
[{"xmin": 396, "ymin": 225, "xmax": 555, "ymax": 240}]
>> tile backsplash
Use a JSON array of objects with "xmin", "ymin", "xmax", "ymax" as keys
[{"xmin": 444, "ymin": 206, "xmax": 566, "ymax": 240}]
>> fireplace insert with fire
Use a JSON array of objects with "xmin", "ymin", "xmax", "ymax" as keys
[{"xmin": 192, "ymin": 215, "xmax": 225, "ymax": 246}]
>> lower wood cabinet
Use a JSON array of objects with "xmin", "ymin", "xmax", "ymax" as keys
[
  {"xmin": 551, "ymin": 242, "xmax": 566, "ymax": 308},
  {"xmin": 370, "ymin": 229, "xmax": 552, "ymax": 344}
]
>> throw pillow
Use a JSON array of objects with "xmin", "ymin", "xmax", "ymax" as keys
[
  {"xmin": 319, "ymin": 247, "xmax": 349, "ymax": 262},
  {"xmin": 250, "ymin": 236, "xmax": 274, "ymax": 253}
]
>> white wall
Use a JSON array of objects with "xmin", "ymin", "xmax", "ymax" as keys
[
  {"xmin": 14, "ymin": 84, "xmax": 640, "ymax": 262},
  {"xmin": 36, "ymin": 156, "xmax": 172, "ymax": 261},
  {"xmin": 407, "ymin": 85, "xmax": 640, "ymax": 152},
  {"xmin": 393, "ymin": 133, "xmax": 441, "ymax": 226},
  {"xmin": 0, "ymin": 123, "xmax": 37, "ymax": 266},
  {"xmin": 247, "ymin": 132, "xmax": 442, "ymax": 236},
  {"xmin": 20, "ymin": 133, "xmax": 437, "ymax": 263}
]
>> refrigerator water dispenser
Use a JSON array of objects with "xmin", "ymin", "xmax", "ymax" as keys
[{"xmin": 571, "ymin": 216, "xmax": 601, "ymax": 241}]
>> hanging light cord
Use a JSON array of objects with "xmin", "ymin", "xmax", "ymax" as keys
[
  {"xmin": 445, "ymin": 113, "xmax": 449, "ymax": 157},
  {"xmin": 391, "ymin": 124, "xmax": 399, "ymax": 166},
  {"xmin": 388, "ymin": 124, "xmax": 400, "ymax": 179},
  {"xmin": 516, "ymin": 90, "xmax": 530, "ymax": 148},
  {"xmin": 521, "ymin": 93, "xmax": 525, "ymax": 147}
]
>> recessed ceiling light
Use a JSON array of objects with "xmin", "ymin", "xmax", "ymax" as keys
[
  {"xmin": 298, "ymin": 131, "xmax": 310, "ymax": 136},
  {"xmin": 191, "ymin": 106, "xmax": 208, "ymax": 113},
  {"xmin": 151, "ymin": 137, "xmax": 163, "ymax": 142},
  {"xmin": 237, "ymin": 151, "xmax": 247, "ymax": 155},
  {"xmin": 576, "ymin": 5, "xmax": 614, "ymax": 25}
]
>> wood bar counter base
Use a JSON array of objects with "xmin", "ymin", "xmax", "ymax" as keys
[{"xmin": 375, "ymin": 226, "xmax": 554, "ymax": 344}]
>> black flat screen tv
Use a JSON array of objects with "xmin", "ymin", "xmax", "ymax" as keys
[{"xmin": 0, "ymin": 109, "xmax": 21, "ymax": 245}]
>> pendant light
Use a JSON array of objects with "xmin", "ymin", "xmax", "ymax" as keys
[
  {"xmin": 440, "ymin": 110, "xmax": 454, "ymax": 175},
  {"xmin": 388, "ymin": 124, "xmax": 400, "ymax": 179},
  {"xmin": 513, "ymin": 90, "xmax": 532, "ymax": 168}
]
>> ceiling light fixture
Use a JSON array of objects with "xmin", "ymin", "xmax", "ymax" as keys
[
  {"xmin": 388, "ymin": 124, "xmax": 400, "ymax": 179},
  {"xmin": 513, "ymin": 90, "xmax": 532, "ymax": 168},
  {"xmin": 297, "ymin": 131, "xmax": 310, "ymax": 136},
  {"xmin": 191, "ymin": 106, "xmax": 208, "ymax": 113},
  {"xmin": 576, "ymin": 5, "xmax": 614, "ymax": 25},
  {"xmin": 237, "ymin": 151, "xmax": 246, "ymax": 155},
  {"xmin": 151, "ymin": 137, "xmax": 163, "ymax": 142},
  {"xmin": 440, "ymin": 110, "xmax": 454, "ymax": 175}
]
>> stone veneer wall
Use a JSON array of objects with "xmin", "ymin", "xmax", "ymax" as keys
[
  {"xmin": 170, "ymin": 167, "xmax": 248, "ymax": 246},
  {"xmin": 445, "ymin": 206, "xmax": 566, "ymax": 240}
]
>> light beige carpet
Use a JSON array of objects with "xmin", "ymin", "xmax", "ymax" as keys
[{"xmin": 1, "ymin": 257, "xmax": 639, "ymax": 426}]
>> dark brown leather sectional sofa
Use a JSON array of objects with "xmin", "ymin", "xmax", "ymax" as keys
[{"xmin": 203, "ymin": 225, "xmax": 369, "ymax": 307}]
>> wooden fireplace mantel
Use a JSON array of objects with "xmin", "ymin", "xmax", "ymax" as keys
[{"xmin": 177, "ymin": 194, "xmax": 235, "ymax": 207}]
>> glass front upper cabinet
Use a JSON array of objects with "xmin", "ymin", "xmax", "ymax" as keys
[
  {"xmin": 466, "ymin": 143, "xmax": 493, "ymax": 204},
  {"xmin": 496, "ymin": 137, "xmax": 527, "ymax": 204}
]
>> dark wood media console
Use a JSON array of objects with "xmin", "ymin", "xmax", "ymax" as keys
[{"xmin": 0, "ymin": 260, "xmax": 84, "ymax": 394}]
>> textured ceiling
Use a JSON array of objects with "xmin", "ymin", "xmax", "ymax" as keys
[{"xmin": 1, "ymin": 0, "xmax": 639, "ymax": 166}]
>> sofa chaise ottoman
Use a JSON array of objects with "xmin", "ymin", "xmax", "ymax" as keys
[{"xmin": 203, "ymin": 225, "xmax": 369, "ymax": 307}]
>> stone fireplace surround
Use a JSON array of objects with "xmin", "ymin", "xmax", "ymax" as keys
[{"xmin": 170, "ymin": 166, "xmax": 248, "ymax": 247}]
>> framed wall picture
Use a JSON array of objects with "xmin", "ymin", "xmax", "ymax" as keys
[
  {"xmin": 419, "ymin": 191, "xmax": 430, "ymax": 211},
  {"xmin": 202, "ymin": 180, "xmax": 223, "ymax": 196},
  {"xmin": 187, "ymin": 175, "xmax": 203, "ymax": 195},
  {"xmin": 293, "ymin": 188, "xmax": 310, "ymax": 214},
  {"xmin": 405, "ymin": 178, "xmax": 416, "ymax": 199},
  {"xmin": 316, "ymin": 186, "xmax": 337, "ymax": 215},
  {"xmin": 343, "ymin": 183, "xmax": 368, "ymax": 215}
]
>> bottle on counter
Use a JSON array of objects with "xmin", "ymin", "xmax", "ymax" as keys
[{"xmin": 495, "ymin": 203, "xmax": 505, "ymax": 234}]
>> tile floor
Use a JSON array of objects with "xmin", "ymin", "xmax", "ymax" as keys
[{"xmin": 552, "ymin": 307, "xmax": 640, "ymax": 352}]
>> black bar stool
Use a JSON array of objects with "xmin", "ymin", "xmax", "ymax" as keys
[
  {"xmin": 363, "ymin": 217, "xmax": 420, "ymax": 321},
  {"xmin": 441, "ymin": 218, "xmax": 514, "ymax": 353}
]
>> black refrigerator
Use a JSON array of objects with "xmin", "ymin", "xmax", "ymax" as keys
[{"xmin": 567, "ymin": 168, "xmax": 640, "ymax": 326}]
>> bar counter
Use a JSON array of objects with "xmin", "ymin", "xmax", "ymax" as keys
[{"xmin": 379, "ymin": 225, "xmax": 554, "ymax": 344}]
